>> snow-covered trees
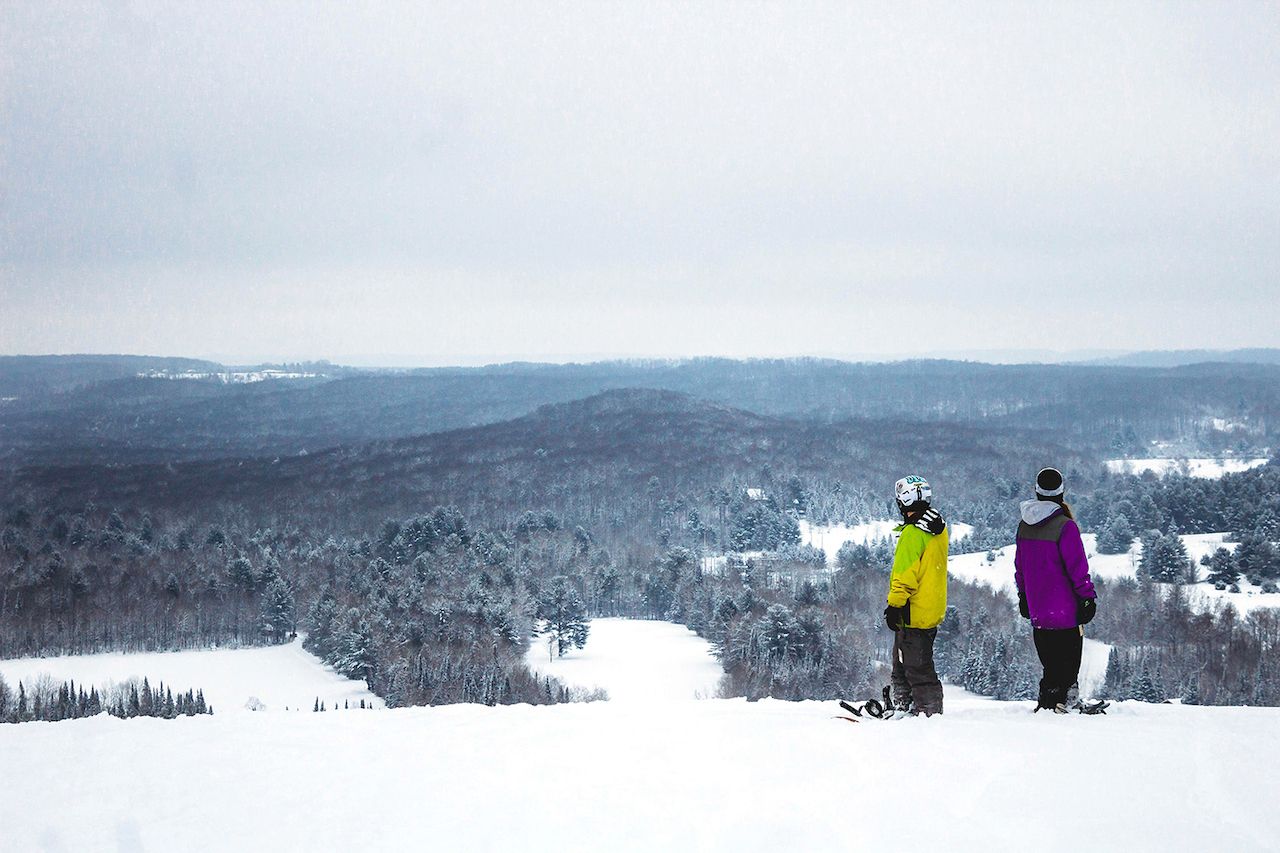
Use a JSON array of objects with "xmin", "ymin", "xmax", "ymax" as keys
[
  {"xmin": 1234, "ymin": 533, "xmax": 1279, "ymax": 584},
  {"xmin": 1096, "ymin": 514, "xmax": 1135, "ymax": 554},
  {"xmin": 1204, "ymin": 548, "xmax": 1239, "ymax": 589},
  {"xmin": 538, "ymin": 576, "xmax": 589, "ymax": 658},
  {"xmin": 1139, "ymin": 529, "xmax": 1193, "ymax": 584},
  {"xmin": 332, "ymin": 611, "xmax": 374, "ymax": 685},
  {"xmin": 934, "ymin": 592, "xmax": 1037, "ymax": 701},
  {"xmin": 0, "ymin": 677, "xmax": 210, "ymax": 724},
  {"xmin": 260, "ymin": 578, "xmax": 296, "ymax": 644},
  {"xmin": 729, "ymin": 498, "xmax": 800, "ymax": 552}
]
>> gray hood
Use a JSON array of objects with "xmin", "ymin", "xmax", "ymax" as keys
[{"xmin": 1020, "ymin": 500, "xmax": 1063, "ymax": 525}]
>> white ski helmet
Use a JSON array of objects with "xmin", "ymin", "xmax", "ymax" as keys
[{"xmin": 894, "ymin": 475, "xmax": 932, "ymax": 508}]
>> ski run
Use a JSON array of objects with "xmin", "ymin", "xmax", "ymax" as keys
[{"xmin": 3, "ymin": 619, "xmax": 1280, "ymax": 852}]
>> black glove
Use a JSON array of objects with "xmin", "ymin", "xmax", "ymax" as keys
[
  {"xmin": 884, "ymin": 602, "xmax": 909, "ymax": 631},
  {"xmin": 1077, "ymin": 597, "xmax": 1097, "ymax": 625},
  {"xmin": 1018, "ymin": 592, "xmax": 1030, "ymax": 620}
]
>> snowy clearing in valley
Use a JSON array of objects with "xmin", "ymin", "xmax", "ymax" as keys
[
  {"xmin": 798, "ymin": 518, "xmax": 974, "ymax": 565},
  {"xmin": 525, "ymin": 618, "xmax": 725, "ymax": 701},
  {"xmin": 3, "ymin": 688, "xmax": 1277, "ymax": 852},
  {"xmin": 0, "ymin": 636, "xmax": 381, "ymax": 714},
  {"xmin": 1104, "ymin": 457, "xmax": 1269, "ymax": 478},
  {"xmin": 949, "ymin": 532, "xmax": 1280, "ymax": 614}
]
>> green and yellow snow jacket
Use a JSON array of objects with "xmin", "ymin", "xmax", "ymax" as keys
[{"xmin": 886, "ymin": 514, "xmax": 949, "ymax": 629}]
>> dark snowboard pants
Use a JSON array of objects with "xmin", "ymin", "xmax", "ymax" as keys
[
  {"xmin": 1033, "ymin": 627, "xmax": 1083, "ymax": 708},
  {"xmin": 891, "ymin": 627, "xmax": 943, "ymax": 715}
]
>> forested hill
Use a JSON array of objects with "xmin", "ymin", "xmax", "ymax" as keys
[
  {"xmin": 2, "ymin": 356, "xmax": 1278, "ymax": 466},
  {"xmin": 0, "ymin": 354, "xmax": 222, "ymax": 396},
  {"xmin": 7, "ymin": 388, "xmax": 1090, "ymax": 532}
]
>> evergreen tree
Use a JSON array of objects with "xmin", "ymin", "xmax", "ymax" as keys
[
  {"xmin": 1096, "ymin": 514, "xmax": 1135, "ymax": 555},
  {"xmin": 1205, "ymin": 548, "xmax": 1239, "ymax": 589},
  {"xmin": 334, "ymin": 611, "xmax": 375, "ymax": 685},
  {"xmin": 260, "ymin": 577, "xmax": 297, "ymax": 644},
  {"xmin": 1140, "ymin": 529, "xmax": 1192, "ymax": 584},
  {"xmin": 538, "ymin": 576, "xmax": 589, "ymax": 657},
  {"xmin": 1130, "ymin": 660, "xmax": 1165, "ymax": 703},
  {"xmin": 1235, "ymin": 532, "xmax": 1278, "ymax": 582},
  {"xmin": 760, "ymin": 604, "xmax": 802, "ymax": 660}
]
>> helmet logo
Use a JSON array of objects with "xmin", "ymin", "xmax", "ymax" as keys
[{"xmin": 894, "ymin": 475, "xmax": 932, "ymax": 507}]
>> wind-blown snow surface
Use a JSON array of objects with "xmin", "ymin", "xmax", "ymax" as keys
[
  {"xmin": 3, "ymin": 689, "xmax": 1279, "ymax": 852},
  {"xmin": 950, "ymin": 532, "xmax": 1280, "ymax": 614},
  {"xmin": 0, "ymin": 636, "xmax": 382, "ymax": 713},
  {"xmin": 525, "ymin": 618, "xmax": 725, "ymax": 701}
]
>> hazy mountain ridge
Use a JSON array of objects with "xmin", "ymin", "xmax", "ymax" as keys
[
  {"xmin": 1079, "ymin": 348, "xmax": 1280, "ymax": 368},
  {"xmin": 3, "ymin": 356, "xmax": 1278, "ymax": 467}
]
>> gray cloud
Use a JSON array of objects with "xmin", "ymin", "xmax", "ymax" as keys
[{"xmin": 2, "ymin": 1, "xmax": 1278, "ymax": 362}]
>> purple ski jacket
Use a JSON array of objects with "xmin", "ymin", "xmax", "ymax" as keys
[{"xmin": 1013, "ymin": 501, "xmax": 1097, "ymax": 630}]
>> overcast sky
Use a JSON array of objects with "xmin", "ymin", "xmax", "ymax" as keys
[{"xmin": 2, "ymin": 1, "xmax": 1278, "ymax": 365}]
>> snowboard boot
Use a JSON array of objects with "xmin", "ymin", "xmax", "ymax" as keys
[
  {"xmin": 1035, "ymin": 683, "xmax": 1068, "ymax": 713},
  {"xmin": 886, "ymin": 685, "xmax": 916, "ymax": 718}
]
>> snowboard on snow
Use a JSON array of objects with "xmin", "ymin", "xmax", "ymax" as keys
[
  {"xmin": 837, "ymin": 688, "xmax": 1111, "ymax": 721},
  {"xmin": 1034, "ymin": 698, "xmax": 1110, "ymax": 715},
  {"xmin": 834, "ymin": 686, "xmax": 912, "ymax": 721}
]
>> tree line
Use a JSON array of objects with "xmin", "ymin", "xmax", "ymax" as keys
[{"xmin": 0, "ymin": 674, "xmax": 212, "ymax": 724}]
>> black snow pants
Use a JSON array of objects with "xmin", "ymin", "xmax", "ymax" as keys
[
  {"xmin": 1033, "ymin": 627, "xmax": 1083, "ymax": 708},
  {"xmin": 891, "ymin": 626, "xmax": 943, "ymax": 715}
]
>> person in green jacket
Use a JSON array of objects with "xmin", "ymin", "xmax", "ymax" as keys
[{"xmin": 884, "ymin": 475, "xmax": 949, "ymax": 716}]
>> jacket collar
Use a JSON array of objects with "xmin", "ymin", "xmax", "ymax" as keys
[{"xmin": 1020, "ymin": 500, "xmax": 1063, "ymax": 525}]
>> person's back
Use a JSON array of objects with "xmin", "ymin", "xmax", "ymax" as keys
[
  {"xmin": 1015, "ymin": 500, "xmax": 1094, "ymax": 630},
  {"xmin": 1013, "ymin": 467, "xmax": 1098, "ymax": 712},
  {"xmin": 889, "ymin": 513, "xmax": 950, "ymax": 629},
  {"xmin": 883, "ymin": 475, "xmax": 949, "ymax": 716}
]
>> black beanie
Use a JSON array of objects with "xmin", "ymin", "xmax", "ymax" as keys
[{"xmin": 1036, "ymin": 467, "xmax": 1065, "ymax": 499}]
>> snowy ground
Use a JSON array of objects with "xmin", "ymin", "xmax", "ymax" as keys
[
  {"xmin": 3, "ymin": 621, "xmax": 1279, "ymax": 851},
  {"xmin": 797, "ymin": 518, "xmax": 974, "ymax": 565},
  {"xmin": 950, "ymin": 532, "xmax": 1280, "ymax": 615},
  {"xmin": 1104, "ymin": 457, "xmax": 1270, "ymax": 477},
  {"xmin": 4, "ymin": 689, "xmax": 1278, "ymax": 852},
  {"xmin": 525, "ymin": 618, "xmax": 725, "ymax": 701},
  {"xmin": 0, "ymin": 636, "xmax": 382, "ymax": 714}
]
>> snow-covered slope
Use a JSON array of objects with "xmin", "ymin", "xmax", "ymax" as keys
[
  {"xmin": 0, "ymin": 636, "xmax": 381, "ymax": 713},
  {"xmin": 3, "ymin": 690, "xmax": 1277, "ymax": 852},
  {"xmin": 950, "ymin": 532, "xmax": 1280, "ymax": 614},
  {"xmin": 525, "ymin": 618, "xmax": 725, "ymax": 701},
  {"xmin": 2, "ymin": 620, "xmax": 1277, "ymax": 851}
]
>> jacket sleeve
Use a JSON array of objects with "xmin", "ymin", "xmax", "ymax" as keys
[
  {"xmin": 887, "ymin": 529, "xmax": 926, "ymax": 607},
  {"xmin": 1013, "ymin": 538, "xmax": 1026, "ymax": 600},
  {"xmin": 1059, "ymin": 519, "xmax": 1096, "ymax": 600}
]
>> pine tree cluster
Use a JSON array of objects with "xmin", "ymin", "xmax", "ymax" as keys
[{"xmin": 0, "ymin": 674, "xmax": 211, "ymax": 724}]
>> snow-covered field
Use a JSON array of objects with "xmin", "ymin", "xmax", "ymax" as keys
[
  {"xmin": 1104, "ymin": 457, "xmax": 1270, "ymax": 477},
  {"xmin": 4, "ymin": 688, "xmax": 1278, "ymax": 851},
  {"xmin": 949, "ymin": 532, "xmax": 1280, "ymax": 614},
  {"xmin": 699, "ymin": 518, "xmax": 975, "ymax": 575},
  {"xmin": 525, "ymin": 618, "xmax": 725, "ymax": 701},
  {"xmin": 3, "ymin": 620, "xmax": 1279, "ymax": 851},
  {"xmin": 0, "ymin": 636, "xmax": 382, "ymax": 714},
  {"xmin": 799, "ymin": 518, "xmax": 974, "ymax": 565}
]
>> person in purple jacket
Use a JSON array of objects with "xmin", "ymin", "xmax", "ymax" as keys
[{"xmin": 1014, "ymin": 467, "xmax": 1098, "ymax": 713}]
